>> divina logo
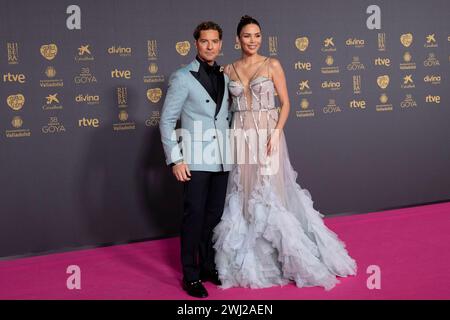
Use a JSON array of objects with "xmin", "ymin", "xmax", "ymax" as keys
[
  {"xmin": 424, "ymin": 75, "xmax": 441, "ymax": 84},
  {"xmin": 78, "ymin": 117, "xmax": 100, "ymax": 127},
  {"xmin": 108, "ymin": 45, "xmax": 132, "ymax": 56},
  {"xmin": 321, "ymin": 80, "xmax": 341, "ymax": 90},
  {"xmin": 346, "ymin": 38, "xmax": 365, "ymax": 48},
  {"xmin": 76, "ymin": 94, "xmax": 100, "ymax": 104}
]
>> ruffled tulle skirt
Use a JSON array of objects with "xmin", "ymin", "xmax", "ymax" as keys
[{"xmin": 212, "ymin": 131, "xmax": 357, "ymax": 290}]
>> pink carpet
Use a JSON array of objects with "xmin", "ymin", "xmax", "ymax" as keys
[{"xmin": 1, "ymin": 202, "xmax": 449, "ymax": 300}]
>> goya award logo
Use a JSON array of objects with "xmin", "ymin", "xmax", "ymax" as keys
[
  {"xmin": 145, "ymin": 111, "xmax": 161, "ymax": 127},
  {"xmin": 40, "ymin": 44, "xmax": 58, "ymax": 60},
  {"xmin": 295, "ymin": 37, "xmax": 309, "ymax": 52},
  {"xmin": 147, "ymin": 88, "xmax": 163, "ymax": 103},
  {"xmin": 75, "ymin": 67, "xmax": 97, "ymax": 84},
  {"xmin": 176, "ymin": 41, "xmax": 191, "ymax": 56},
  {"xmin": 7, "ymin": 94, "xmax": 25, "ymax": 111},
  {"xmin": 424, "ymin": 53, "xmax": 440, "ymax": 67},
  {"xmin": 400, "ymin": 94, "xmax": 418, "ymax": 109},
  {"xmin": 323, "ymin": 99, "xmax": 342, "ymax": 114},
  {"xmin": 42, "ymin": 117, "xmax": 66, "ymax": 134},
  {"xmin": 347, "ymin": 56, "xmax": 365, "ymax": 71}
]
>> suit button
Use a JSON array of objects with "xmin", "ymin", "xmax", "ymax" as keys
[
  {"xmin": 206, "ymin": 99, "xmax": 210, "ymax": 103},
  {"xmin": 226, "ymin": 117, "xmax": 229, "ymax": 120},
  {"xmin": 214, "ymin": 117, "xmax": 217, "ymax": 121},
  {"xmin": 213, "ymin": 136, "xmax": 216, "ymax": 139}
]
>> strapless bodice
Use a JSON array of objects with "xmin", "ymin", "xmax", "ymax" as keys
[{"xmin": 229, "ymin": 76, "xmax": 276, "ymax": 112}]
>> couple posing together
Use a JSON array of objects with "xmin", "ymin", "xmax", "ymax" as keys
[{"xmin": 160, "ymin": 16, "xmax": 357, "ymax": 298}]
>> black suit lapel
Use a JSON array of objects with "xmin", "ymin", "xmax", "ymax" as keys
[
  {"xmin": 215, "ymin": 72, "xmax": 225, "ymax": 117},
  {"xmin": 190, "ymin": 68, "xmax": 216, "ymax": 103}
]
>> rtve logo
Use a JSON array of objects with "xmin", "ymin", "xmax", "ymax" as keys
[
  {"xmin": 294, "ymin": 61, "xmax": 312, "ymax": 71},
  {"xmin": 374, "ymin": 57, "xmax": 391, "ymax": 67},
  {"xmin": 350, "ymin": 99, "xmax": 367, "ymax": 109},
  {"xmin": 425, "ymin": 95, "xmax": 441, "ymax": 104},
  {"xmin": 78, "ymin": 117, "xmax": 100, "ymax": 127},
  {"xmin": 3, "ymin": 72, "xmax": 26, "ymax": 83},
  {"xmin": 111, "ymin": 69, "xmax": 132, "ymax": 79}
]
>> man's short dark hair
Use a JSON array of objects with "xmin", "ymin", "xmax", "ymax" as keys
[{"xmin": 193, "ymin": 21, "xmax": 223, "ymax": 40}]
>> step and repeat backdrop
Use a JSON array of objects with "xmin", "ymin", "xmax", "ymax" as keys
[{"xmin": 1, "ymin": 0, "xmax": 449, "ymax": 257}]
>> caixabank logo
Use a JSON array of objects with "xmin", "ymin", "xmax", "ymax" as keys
[
  {"xmin": 75, "ymin": 44, "xmax": 94, "ymax": 62},
  {"xmin": 42, "ymin": 93, "xmax": 63, "ymax": 111}
]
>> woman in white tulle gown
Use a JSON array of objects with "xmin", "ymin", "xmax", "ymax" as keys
[{"xmin": 212, "ymin": 15, "xmax": 357, "ymax": 290}]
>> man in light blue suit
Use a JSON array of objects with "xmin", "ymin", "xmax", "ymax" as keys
[{"xmin": 159, "ymin": 21, "xmax": 231, "ymax": 298}]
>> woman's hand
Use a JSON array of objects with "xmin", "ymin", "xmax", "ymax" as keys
[{"xmin": 266, "ymin": 129, "xmax": 281, "ymax": 156}]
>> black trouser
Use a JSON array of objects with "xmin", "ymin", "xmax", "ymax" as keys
[{"xmin": 181, "ymin": 170, "xmax": 229, "ymax": 282}]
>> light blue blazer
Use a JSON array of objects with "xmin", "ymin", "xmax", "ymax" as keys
[{"xmin": 159, "ymin": 59, "xmax": 232, "ymax": 172}]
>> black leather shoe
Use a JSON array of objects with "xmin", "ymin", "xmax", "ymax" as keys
[
  {"xmin": 182, "ymin": 279, "xmax": 208, "ymax": 298},
  {"xmin": 200, "ymin": 270, "xmax": 222, "ymax": 286}
]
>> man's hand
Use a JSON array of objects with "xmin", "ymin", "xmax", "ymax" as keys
[{"xmin": 172, "ymin": 162, "xmax": 191, "ymax": 182}]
